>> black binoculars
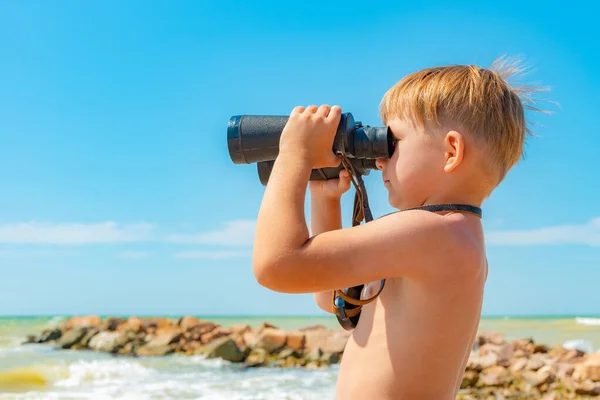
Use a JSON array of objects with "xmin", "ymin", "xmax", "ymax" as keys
[{"xmin": 227, "ymin": 113, "xmax": 392, "ymax": 185}]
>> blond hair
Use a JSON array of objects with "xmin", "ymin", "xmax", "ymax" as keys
[{"xmin": 379, "ymin": 56, "xmax": 551, "ymax": 184}]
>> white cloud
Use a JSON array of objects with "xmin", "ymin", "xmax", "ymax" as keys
[
  {"xmin": 173, "ymin": 250, "xmax": 251, "ymax": 259},
  {"xmin": 167, "ymin": 220, "xmax": 256, "ymax": 246},
  {"xmin": 117, "ymin": 251, "xmax": 150, "ymax": 259},
  {"xmin": 486, "ymin": 217, "xmax": 600, "ymax": 246},
  {"xmin": 0, "ymin": 221, "xmax": 154, "ymax": 245},
  {"xmin": 0, "ymin": 249, "xmax": 78, "ymax": 258}
]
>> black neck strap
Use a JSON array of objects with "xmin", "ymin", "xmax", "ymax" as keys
[
  {"xmin": 380, "ymin": 203, "xmax": 483, "ymax": 219},
  {"xmin": 403, "ymin": 203, "xmax": 482, "ymax": 218}
]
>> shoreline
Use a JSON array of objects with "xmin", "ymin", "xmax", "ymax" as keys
[
  {"xmin": 5, "ymin": 314, "xmax": 600, "ymax": 319},
  {"xmin": 22, "ymin": 315, "xmax": 600, "ymax": 399}
]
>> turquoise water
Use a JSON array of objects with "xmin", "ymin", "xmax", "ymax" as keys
[{"xmin": 1, "ymin": 315, "xmax": 600, "ymax": 399}]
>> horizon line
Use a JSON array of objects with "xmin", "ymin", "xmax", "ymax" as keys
[{"xmin": 1, "ymin": 313, "xmax": 599, "ymax": 319}]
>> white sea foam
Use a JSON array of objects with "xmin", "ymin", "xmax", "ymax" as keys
[
  {"xmin": 563, "ymin": 339, "xmax": 595, "ymax": 353},
  {"xmin": 31, "ymin": 356, "xmax": 339, "ymax": 400},
  {"xmin": 575, "ymin": 317, "xmax": 600, "ymax": 326},
  {"xmin": 55, "ymin": 359, "xmax": 155, "ymax": 387}
]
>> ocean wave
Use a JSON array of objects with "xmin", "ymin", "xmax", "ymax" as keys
[
  {"xmin": 55, "ymin": 359, "xmax": 155, "ymax": 387},
  {"xmin": 575, "ymin": 317, "xmax": 600, "ymax": 326},
  {"xmin": 563, "ymin": 339, "xmax": 595, "ymax": 353}
]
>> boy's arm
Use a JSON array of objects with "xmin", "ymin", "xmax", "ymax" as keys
[
  {"xmin": 253, "ymin": 104, "xmax": 467, "ymax": 294},
  {"xmin": 309, "ymin": 171, "xmax": 351, "ymax": 314}
]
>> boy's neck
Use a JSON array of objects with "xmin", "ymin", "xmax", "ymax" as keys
[{"xmin": 421, "ymin": 193, "xmax": 484, "ymax": 209}]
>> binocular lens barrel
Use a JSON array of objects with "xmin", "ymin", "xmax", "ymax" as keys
[
  {"xmin": 227, "ymin": 115, "xmax": 290, "ymax": 164},
  {"xmin": 227, "ymin": 114, "xmax": 391, "ymax": 165}
]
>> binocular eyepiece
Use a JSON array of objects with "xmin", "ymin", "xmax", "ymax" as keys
[{"xmin": 227, "ymin": 112, "xmax": 392, "ymax": 185}]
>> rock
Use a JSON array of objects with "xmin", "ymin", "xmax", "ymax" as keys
[
  {"xmin": 257, "ymin": 322, "xmax": 278, "ymax": 333},
  {"xmin": 190, "ymin": 322, "xmax": 218, "ymax": 340},
  {"xmin": 304, "ymin": 328, "xmax": 349, "ymax": 355},
  {"xmin": 178, "ymin": 316, "xmax": 203, "ymax": 331},
  {"xmin": 304, "ymin": 360, "xmax": 321, "ymax": 369},
  {"xmin": 561, "ymin": 349, "xmax": 585, "ymax": 363},
  {"xmin": 36, "ymin": 328, "xmax": 62, "ymax": 343},
  {"xmin": 573, "ymin": 357, "xmax": 600, "ymax": 382},
  {"xmin": 461, "ymin": 370, "xmax": 479, "ymax": 388},
  {"xmin": 199, "ymin": 337, "xmax": 246, "ymax": 362},
  {"xmin": 181, "ymin": 341, "xmax": 203, "ymax": 355},
  {"xmin": 142, "ymin": 318, "xmax": 175, "ymax": 332},
  {"xmin": 201, "ymin": 327, "xmax": 230, "ymax": 344},
  {"xmin": 77, "ymin": 328, "xmax": 100, "ymax": 348},
  {"xmin": 477, "ymin": 331, "xmax": 505, "ymax": 346},
  {"xmin": 62, "ymin": 316, "xmax": 102, "ymax": 331},
  {"xmin": 526, "ymin": 354, "xmax": 547, "ymax": 371},
  {"xmin": 479, "ymin": 343, "xmax": 514, "ymax": 367},
  {"xmin": 136, "ymin": 344, "xmax": 173, "ymax": 357},
  {"xmin": 573, "ymin": 379, "xmax": 600, "ymax": 396},
  {"xmin": 320, "ymin": 352, "xmax": 340, "ymax": 365},
  {"xmin": 245, "ymin": 348, "xmax": 267, "ymax": 367},
  {"xmin": 145, "ymin": 327, "xmax": 181, "ymax": 348},
  {"xmin": 229, "ymin": 333, "xmax": 248, "ymax": 354},
  {"xmin": 286, "ymin": 331, "xmax": 306, "ymax": 352},
  {"xmin": 533, "ymin": 343, "xmax": 550, "ymax": 353},
  {"xmin": 468, "ymin": 352, "xmax": 498, "ymax": 371},
  {"xmin": 305, "ymin": 347, "xmax": 323, "ymax": 361},
  {"xmin": 256, "ymin": 328, "xmax": 287, "ymax": 353},
  {"xmin": 242, "ymin": 331, "xmax": 257, "ymax": 347},
  {"xmin": 229, "ymin": 324, "xmax": 252, "ymax": 335},
  {"xmin": 520, "ymin": 369, "xmax": 553, "ymax": 388},
  {"xmin": 477, "ymin": 366, "xmax": 509, "ymax": 386},
  {"xmin": 118, "ymin": 316, "xmax": 144, "ymax": 333},
  {"xmin": 278, "ymin": 348, "xmax": 297, "ymax": 359},
  {"xmin": 556, "ymin": 362, "xmax": 575, "ymax": 380},
  {"xmin": 88, "ymin": 331, "xmax": 131, "ymax": 353},
  {"xmin": 58, "ymin": 328, "xmax": 87, "ymax": 349},
  {"xmin": 509, "ymin": 357, "xmax": 528, "ymax": 373},
  {"xmin": 540, "ymin": 393, "xmax": 559, "ymax": 400},
  {"xmin": 101, "ymin": 317, "xmax": 125, "ymax": 331}
]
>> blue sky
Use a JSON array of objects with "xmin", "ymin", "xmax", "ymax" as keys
[{"xmin": 0, "ymin": 0, "xmax": 598, "ymax": 317}]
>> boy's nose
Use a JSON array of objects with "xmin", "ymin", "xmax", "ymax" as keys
[{"xmin": 375, "ymin": 157, "xmax": 388, "ymax": 171}]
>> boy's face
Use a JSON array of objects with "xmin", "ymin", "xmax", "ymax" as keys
[{"xmin": 376, "ymin": 118, "xmax": 447, "ymax": 209}]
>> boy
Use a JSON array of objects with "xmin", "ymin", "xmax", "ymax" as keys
[{"xmin": 252, "ymin": 58, "xmax": 543, "ymax": 399}]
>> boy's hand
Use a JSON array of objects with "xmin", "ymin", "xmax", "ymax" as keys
[
  {"xmin": 279, "ymin": 104, "xmax": 342, "ymax": 169},
  {"xmin": 309, "ymin": 169, "xmax": 352, "ymax": 200}
]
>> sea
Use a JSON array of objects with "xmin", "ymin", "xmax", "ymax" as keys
[{"xmin": 1, "ymin": 315, "xmax": 600, "ymax": 399}]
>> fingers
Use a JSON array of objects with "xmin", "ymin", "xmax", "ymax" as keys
[
  {"xmin": 291, "ymin": 106, "xmax": 305, "ymax": 115},
  {"xmin": 327, "ymin": 105, "xmax": 342, "ymax": 121},
  {"xmin": 292, "ymin": 104, "xmax": 341, "ymax": 119},
  {"xmin": 337, "ymin": 169, "xmax": 352, "ymax": 193},
  {"xmin": 305, "ymin": 105, "xmax": 319, "ymax": 114},
  {"xmin": 315, "ymin": 104, "xmax": 331, "ymax": 118}
]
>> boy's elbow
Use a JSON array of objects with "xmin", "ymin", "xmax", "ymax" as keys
[
  {"xmin": 252, "ymin": 251, "xmax": 309, "ymax": 293},
  {"xmin": 252, "ymin": 253, "xmax": 291, "ymax": 292}
]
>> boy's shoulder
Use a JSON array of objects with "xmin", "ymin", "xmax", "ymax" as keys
[{"xmin": 372, "ymin": 209, "xmax": 484, "ymax": 273}]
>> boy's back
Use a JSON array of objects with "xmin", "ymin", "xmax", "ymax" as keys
[
  {"xmin": 334, "ymin": 212, "xmax": 487, "ymax": 399},
  {"xmin": 251, "ymin": 56, "xmax": 547, "ymax": 399}
]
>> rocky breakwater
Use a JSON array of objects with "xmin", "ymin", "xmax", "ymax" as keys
[
  {"xmin": 458, "ymin": 331, "xmax": 600, "ymax": 399},
  {"xmin": 25, "ymin": 316, "xmax": 600, "ymax": 398},
  {"xmin": 25, "ymin": 316, "xmax": 350, "ymax": 369}
]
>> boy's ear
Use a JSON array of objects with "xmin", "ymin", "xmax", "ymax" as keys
[{"xmin": 443, "ymin": 130, "xmax": 464, "ymax": 172}]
